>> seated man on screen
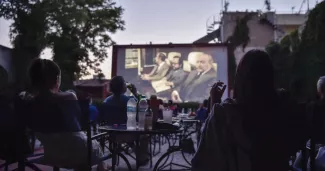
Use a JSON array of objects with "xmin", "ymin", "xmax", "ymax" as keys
[
  {"xmin": 165, "ymin": 55, "xmax": 187, "ymax": 88},
  {"xmin": 141, "ymin": 52, "xmax": 170, "ymax": 81},
  {"xmin": 171, "ymin": 53, "xmax": 217, "ymax": 102}
]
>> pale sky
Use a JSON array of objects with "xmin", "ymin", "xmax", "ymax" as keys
[{"xmin": 0, "ymin": 0, "xmax": 316, "ymax": 78}]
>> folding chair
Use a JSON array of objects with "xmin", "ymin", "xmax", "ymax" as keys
[{"xmin": 14, "ymin": 98, "xmax": 112, "ymax": 171}]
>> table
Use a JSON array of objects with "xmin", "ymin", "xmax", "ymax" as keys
[
  {"xmin": 153, "ymin": 119, "xmax": 202, "ymax": 171},
  {"xmin": 98, "ymin": 125, "xmax": 182, "ymax": 171}
]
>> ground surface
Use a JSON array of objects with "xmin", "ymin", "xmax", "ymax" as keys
[{"xmin": 1, "ymin": 135, "xmax": 197, "ymax": 171}]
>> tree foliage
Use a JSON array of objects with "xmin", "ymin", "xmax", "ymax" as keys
[
  {"xmin": 0, "ymin": 0, "xmax": 124, "ymax": 91},
  {"xmin": 295, "ymin": 0, "xmax": 325, "ymax": 99},
  {"xmin": 266, "ymin": 30, "xmax": 300, "ymax": 90},
  {"xmin": 0, "ymin": 0, "xmax": 51, "ymax": 91},
  {"xmin": 48, "ymin": 0, "xmax": 124, "ymax": 89},
  {"xmin": 266, "ymin": 1, "xmax": 325, "ymax": 100},
  {"xmin": 226, "ymin": 12, "xmax": 254, "ymax": 90}
]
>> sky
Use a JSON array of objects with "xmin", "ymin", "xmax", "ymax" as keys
[{"xmin": 0, "ymin": 0, "xmax": 317, "ymax": 78}]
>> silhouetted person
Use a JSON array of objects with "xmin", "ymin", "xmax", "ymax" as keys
[
  {"xmin": 195, "ymin": 99, "xmax": 209, "ymax": 122},
  {"xmin": 103, "ymin": 76, "xmax": 149, "ymax": 165},
  {"xmin": 192, "ymin": 50, "xmax": 296, "ymax": 171},
  {"xmin": 23, "ymin": 59, "xmax": 109, "ymax": 171},
  {"xmin": 293, "ymin": 76, "xmax": 325, "ymax": 171}
]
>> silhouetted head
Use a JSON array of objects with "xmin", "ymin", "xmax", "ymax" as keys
[
  {"xmin": 317, "ymin": 76, "xmax": 325, "ymax": 99},
  {"xmin": 234, "ymin": 50, "xmax": 276, "ymax": 105},
  {"xmin": 29, "ymin": 59, "xmax": 61, "ymax": 92},
  {"xmin": 110, "ymin": 76, "xmax": 126, "ymax": 95},
  {"xmin": 202, "ymin": 99, "xmax": 209, "ymax": 108}
]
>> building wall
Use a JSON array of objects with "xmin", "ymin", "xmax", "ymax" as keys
[
  {"xmin": 221, "ymin": 12, "xmax": 275, "ymax": 47},
  {"xmin": 220, "ymin": 12, "xmax": 274, "ymax": 63},
  {"xmin": 220, "ymin": 12, "xmax": 305, "ymax": 62},
  {"xmin": 0, "ymin": 45, "xmax": 14, "ymax": 83}
]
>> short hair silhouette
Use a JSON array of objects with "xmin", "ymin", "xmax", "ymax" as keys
[
  {"xmin": 203, "ymin": 99, "xmax": 209, "ymax": 108},
  {"xmin": 29, "ymin": 59, "xmax": 61, "ymax": 89},
  {"xmin": 109, "ymin": 76, "xmax": 126, "ymax": 95}
]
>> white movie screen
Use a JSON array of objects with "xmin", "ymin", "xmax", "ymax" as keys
[{"xmin": 114, "ymin": 45, "xmax": 228, "ymax": 102}]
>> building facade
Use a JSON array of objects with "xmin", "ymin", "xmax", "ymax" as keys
[
  {"xmin": 0, "ymin": 45, "xmax": 13, "ymax": 84},
  {"xmin": 195, "ymin": 11, "xmax": 306, "ymax": 64}
]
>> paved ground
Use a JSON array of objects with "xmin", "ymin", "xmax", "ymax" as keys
[{"xmin": 1, "ymin": 135, "xmax": 197, "ymax": 171}]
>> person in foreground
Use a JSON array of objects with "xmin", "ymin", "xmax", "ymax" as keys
[
  {"xmin": 22, "ymin": 59, "xmax": 109, "ymax": 171},
  {"xmin": 192, "ymin": 50, "xmax": 298, "ymax": 171},
  {"xmin": 293, "ymin": 76, "xmax": 325, "ymax": 171}
]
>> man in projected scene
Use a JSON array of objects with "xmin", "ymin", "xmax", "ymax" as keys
[
  {"xmin": 141, "ymin": 52, "xmax": 170, "ymax": 81},
  {"xmin": 165, "ymin": 55, "xmax": 187, "ymax": 88},
  {"xmin": 171, "ymin": 53, "xmax": 217, "ymax": 102}
]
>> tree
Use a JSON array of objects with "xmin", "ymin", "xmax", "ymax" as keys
[
  {"xmin": 294, "ymin": 1, "xmax": 325, "ymax": 99},
  {"xmin": 226, "ymin": 12, "xmax": 254, "ymax": 90},
  {"xmin": 49, "ymin": 0, "xmax": 124, "ymax": 90},
  {"xmin": 266, "ymin": 30, "xmax": 300, "ymax": 90},
  {"xmin": 0, "ymin": 0, "xmax": 50, "ymax": 91},
  {"xmin": 0, "ymin": 0, "xmax": 124, "ymax": 91},
  {"xmin": 265, "ymin": 1, "xmax": 325, "ymax": 100}
]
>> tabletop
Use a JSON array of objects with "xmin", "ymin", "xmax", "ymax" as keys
[{"xmin": 98, "ymin": 125, "xmax": 182, "ymax": 135}]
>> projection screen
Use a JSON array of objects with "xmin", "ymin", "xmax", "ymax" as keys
[{"xmin": 111, "ymin": 44, "xmax": 229, "ymax": 102}]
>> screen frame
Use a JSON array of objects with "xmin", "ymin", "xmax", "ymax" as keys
[{"xmin": 111, "ymin": 43, "xmax": 231, "ymax": 98}]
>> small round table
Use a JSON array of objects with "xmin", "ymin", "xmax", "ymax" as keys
[{"xmin": 98, "ymin": 125, "xmax": 182, "ymax": 171}]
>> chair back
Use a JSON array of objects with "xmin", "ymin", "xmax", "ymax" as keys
[
  {"xmin": 167, "ymin": 52, "xmax": 181, "ymax": 66},
  {"xmin": 77, "ymin": 100, "xmax": 91, "ymax": 131},
  {"xmin": 98, "ymin": 103, "xmax": 127, "ymax": 126},
  {"xmin": 0, "ymin": 96, "xmax": 32, "ymax": 163},
  {"xmin": 76, "ymin": 100, "xmax": 92, "ymax": 171}
]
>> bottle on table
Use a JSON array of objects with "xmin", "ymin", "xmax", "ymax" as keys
[
  {"xmin": 163, "ymin": 106, "xmax": 173, "ymax": 124},
  {"xmin": 138, "ymin": 97, "xmax": 148, "ymax": 129},
  {"xmin": 145, "ymin": 106, "xmax": 153, "ymax": 130},
  {"xmin": 127, "ymin": 96, "xmax": 137, "ymax": 129}
]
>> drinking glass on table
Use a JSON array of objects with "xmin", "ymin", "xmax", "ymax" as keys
[{"xmin": 163, "ymin": 108, "xmax": 173, "ymax": 124}]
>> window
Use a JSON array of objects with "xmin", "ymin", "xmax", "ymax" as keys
[{"xmin": 125, "ymin": 49, "xmax": 139, "ymax": 69}]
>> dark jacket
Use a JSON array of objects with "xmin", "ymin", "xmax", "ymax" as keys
[
  {"xmin": 165, "ymin": 67, "xmax": 187, "ymax": 88},
  {"xmin": 177, "ymin": 68, "xmax": 216, "ymax": 102}
]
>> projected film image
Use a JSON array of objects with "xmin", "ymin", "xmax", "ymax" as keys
[{"xmin": 114, "ymin": 45, "xmax": 228, "ymax": 102}]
